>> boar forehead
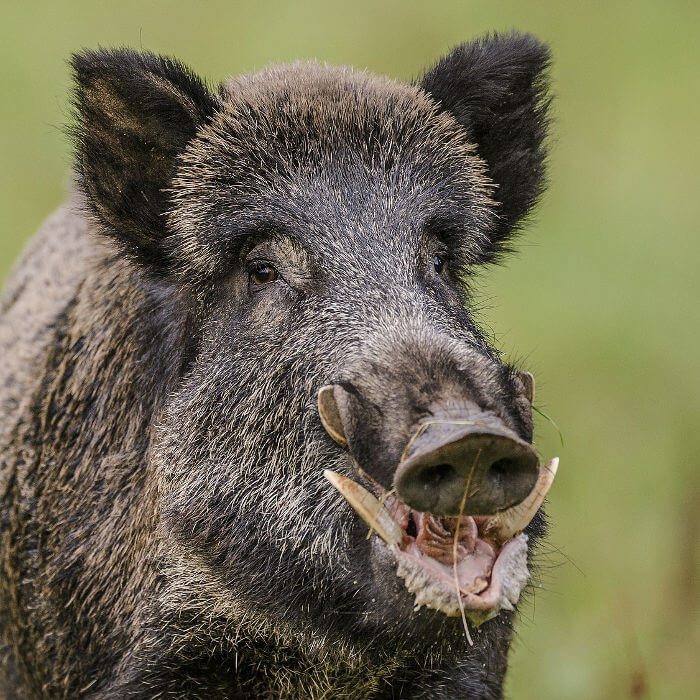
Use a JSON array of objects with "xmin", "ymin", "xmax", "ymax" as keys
[{"xmin": 169, "ymin": 61, "xmax": 497, "ymax": 281}]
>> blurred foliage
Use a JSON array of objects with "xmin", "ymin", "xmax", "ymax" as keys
[{"xmin": 1, "ymin": 1, "xmax": 698, "ymax": 697}]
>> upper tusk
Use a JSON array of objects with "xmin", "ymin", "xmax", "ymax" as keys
[
  {"xmin": 484, "ymin": 457, "xmax": 559, "ymax": 543},
  {"xmin": 324, "ymin": 469, "xmax": 406, "ymax": 547}
]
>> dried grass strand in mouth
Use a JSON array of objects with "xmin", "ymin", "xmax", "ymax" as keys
[{"xmin": 453, "ymin": 448, "xmax": 481, "ymax": 647}]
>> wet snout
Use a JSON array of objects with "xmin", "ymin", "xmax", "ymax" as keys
[
  {"xmin": 393, "ymin": 407, "xmax": 539, "ymax": 516},
  {"xmin": 318, "ymin": 385, "xmax": 538, "ymax": 517}
]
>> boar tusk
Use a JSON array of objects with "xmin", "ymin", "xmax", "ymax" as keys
[
  {"xmin": 318, "ymin": 386, "xmax": 347, "ymax": 447},
  {"xmin": 324, "ymin": 469, "xmax": 405, "ymax": 547},
  {"xmin": 484, "ymin": 457, "xmax": 558, "ymax": 543}
]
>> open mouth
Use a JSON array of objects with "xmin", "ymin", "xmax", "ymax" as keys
[{"xmin": 324, "ymin": 457, "xmax": 558, "ymax": 626}]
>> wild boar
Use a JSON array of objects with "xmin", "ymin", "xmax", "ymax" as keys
[{"xmin": 0, "ymin": 32, "xmax": 556, "ymax": 698}]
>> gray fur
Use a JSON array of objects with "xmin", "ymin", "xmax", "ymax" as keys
[{"xmin": 1, "ymin": 34, "xmax": 552, "ymax": 698}]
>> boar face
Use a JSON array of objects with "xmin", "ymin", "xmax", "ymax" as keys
[{"xmin": 72, "ymin": 35, "xmax": 552, "ymax": 661}]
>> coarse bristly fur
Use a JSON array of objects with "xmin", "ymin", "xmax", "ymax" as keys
[{"xmin": 0, "ymin": 32, "xmax": 552, "ymax": 699}]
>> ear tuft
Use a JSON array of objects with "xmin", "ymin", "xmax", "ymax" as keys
[
  {"xmin": 421, "ymin": 32, "xmax": 552, "ymax": 258},
  {"xmin": 71, "ymin": 48, "xmax": 219, "ymax": 269}
]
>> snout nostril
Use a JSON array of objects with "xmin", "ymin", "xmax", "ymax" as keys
[
  {"xmin": 488, "ymin": 458, "xmax": 518, "ymax": 483},
  {"xmin": 419, "ymin": 463, "xmax": 456, "ymax": 491},
  {"xmin": 486, "ymin": 455, "xmax": 537, "ymax": 511}
]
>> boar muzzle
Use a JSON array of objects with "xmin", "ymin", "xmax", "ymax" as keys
[
  {"xmin": 318, "ymin": 385, "xmax": 538, "ymax": 517},
  {"xmin": 393, "ymin": 408, "xmax": 539, "ymax": 516}
]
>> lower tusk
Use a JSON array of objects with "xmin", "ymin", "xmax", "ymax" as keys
[
  {"xmin": 484, "ymin": 457, "xmax": 559, "ymax": 543},
  {"xmin": 324, "ymin": 469, "xmax": 406, "ymax": 547}
]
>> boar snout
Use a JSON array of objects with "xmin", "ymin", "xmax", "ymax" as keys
[
  {"xmin": 393, "ymin": 405, "xmax": 539, "ymax": 516},
  {"xmin": 319, "ymin": 385, "xmax": 538, "ymax": 517}
]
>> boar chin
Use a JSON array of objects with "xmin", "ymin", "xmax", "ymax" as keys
[{"xmin": 325, "ymin": 458, "xmax": 558, "ymax": 626}]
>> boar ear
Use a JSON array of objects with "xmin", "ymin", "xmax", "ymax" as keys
[
  {"xmin": 420, "ymin": 33, "xmax": 552, "ymax": 256},
  {"xmin": 72, "ymin": 48, "xmax": 219, "ymax": 269}
]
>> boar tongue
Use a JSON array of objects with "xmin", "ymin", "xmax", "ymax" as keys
[{"xmin": 414, "ymin": 513, "xmax": 477, "ymax": 566}]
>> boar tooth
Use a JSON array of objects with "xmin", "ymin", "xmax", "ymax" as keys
[
  {"xmin": 485, "ymin": 457, "xmax": 559, "ymax": 542},
  {"xmin": 323, "ymin": 469, "xmax": 405, "ymax": 547}
]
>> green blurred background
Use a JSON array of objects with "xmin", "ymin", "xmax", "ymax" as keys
[{"xmin": 1, "ymin": 1, "xmax": 698, "ymax": 697}]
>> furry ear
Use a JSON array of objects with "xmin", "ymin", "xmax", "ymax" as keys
[
  {"xmin": 72, "ymin": 49, "xmax": 219, "ymax": 269},
  {"xmin": 420, "ymin": 33, "xmax": 552, "ymax": 256}
]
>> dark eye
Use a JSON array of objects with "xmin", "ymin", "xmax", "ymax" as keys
[
  {"xmin": 433, "ymin": 254, "xmax": 446, "ymax": 275},
  {"xmin": 250, "ymin": 264, "xmax": 278, "ymax": 286}
]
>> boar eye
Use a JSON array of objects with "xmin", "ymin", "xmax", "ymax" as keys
[
  {"xmin": 249, "ymin": 264, "xmax": 278, "ymax": 286},
  {"xmin": 433, "ymin": 254, "xmax": 446, "ymax": 275}
]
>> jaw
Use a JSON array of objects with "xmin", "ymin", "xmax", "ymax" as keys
[
  {"xmin": 325, "ymin": 458, "xmax": 558, "ymax": 629},
  {"xmin": 393, "ymin": 529, "xmax": 529, "ymax": 625}
]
